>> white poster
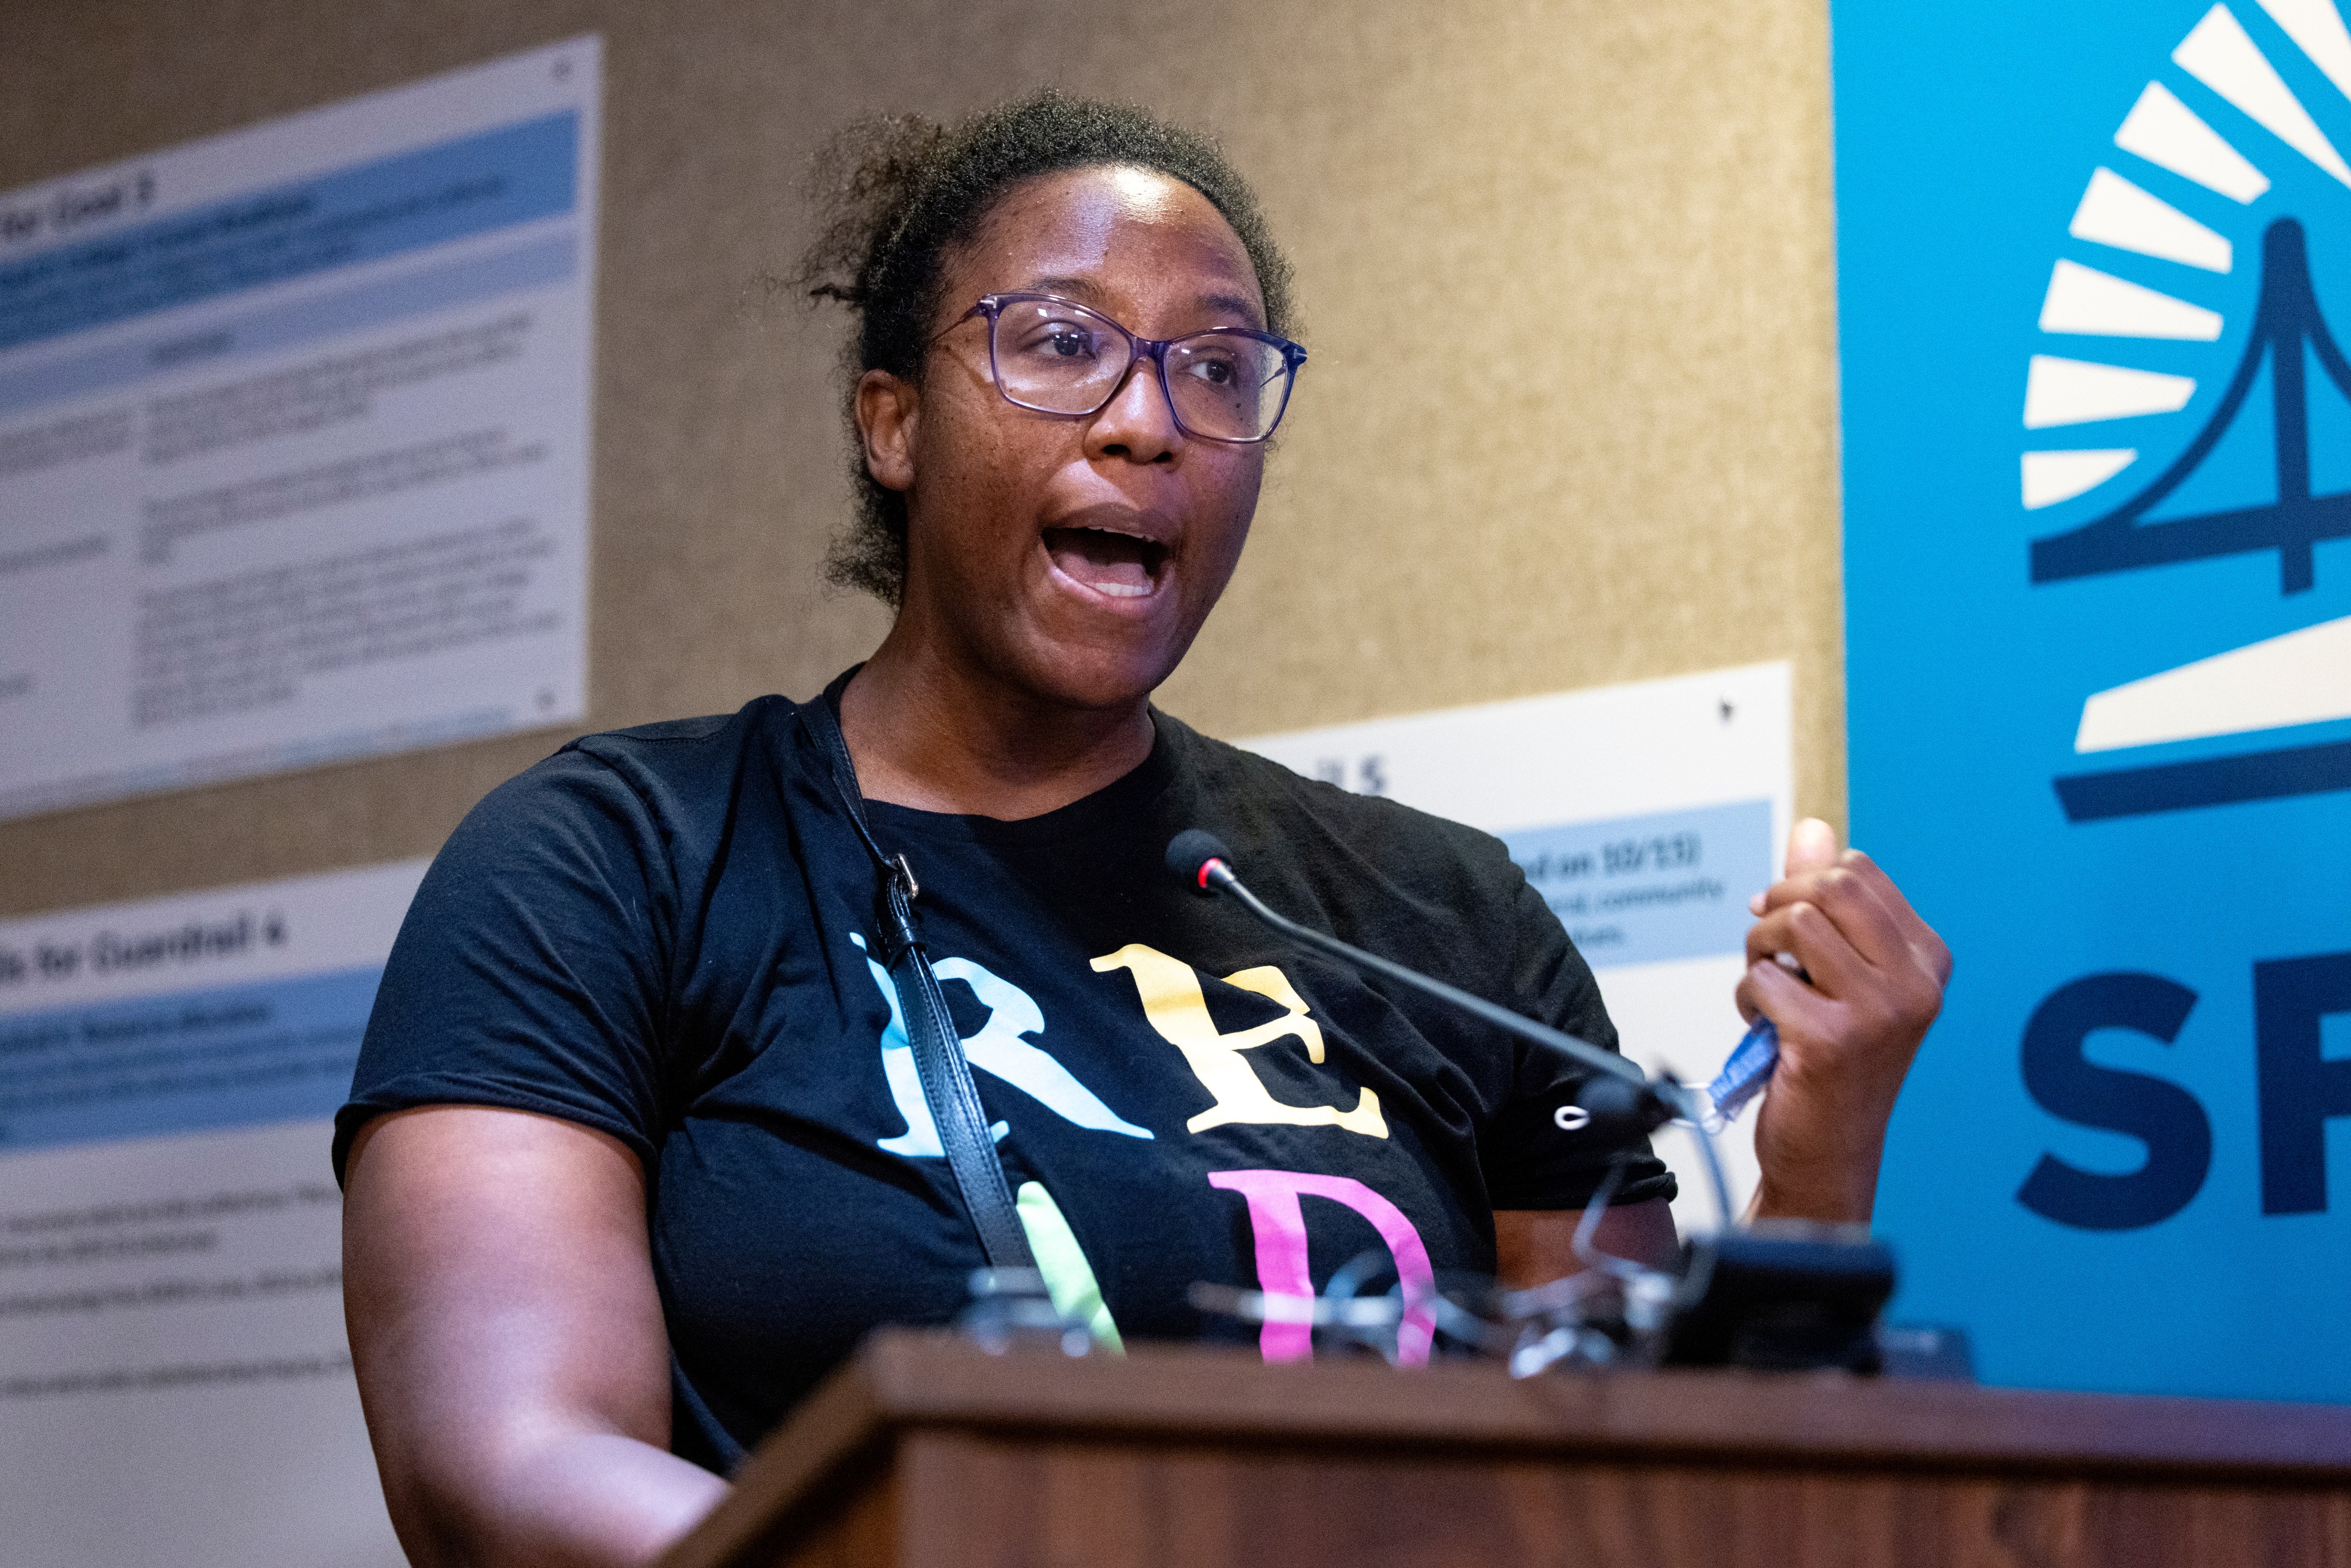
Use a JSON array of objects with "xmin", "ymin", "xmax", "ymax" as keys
[
  {"xmin": 1243, "ymin": 663, "xmax": 1794, "ymax": 1227},
  {"xmin": 0, "ymin": 37, "xmax": 601, "ymax": 821},
  {"xmin": 0, "ymin": 860, "xmax": 424, "ymax": 1567}
]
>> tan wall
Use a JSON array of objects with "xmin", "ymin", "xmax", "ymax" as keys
[{"xmin": 0, "ymin": 0, "xmax": 1842, "ymax": 918}]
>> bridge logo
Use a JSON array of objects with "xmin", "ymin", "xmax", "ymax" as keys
[{"xmin": 2019, "ymin": 2, "xmax": 2351, "ymax": 821}]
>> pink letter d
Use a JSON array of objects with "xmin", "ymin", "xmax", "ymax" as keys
[{"xmin": 1207, "ymin": 1169, "xmax": 1437, "ymax": 1366}]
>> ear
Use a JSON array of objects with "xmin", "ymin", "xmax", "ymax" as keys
[{"xmin": 854, "ymin": 369, "xmax": 919, "ymax": 493}]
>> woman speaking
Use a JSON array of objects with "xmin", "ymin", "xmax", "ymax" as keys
[{"xmin": 336, "ymin": 93, "xmax": 1950, "ymax": 1567}]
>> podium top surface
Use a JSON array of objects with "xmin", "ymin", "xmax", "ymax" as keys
[{"xmin": 661, "ymin": 1332, "xmax": 2351, "ymax": 1568}]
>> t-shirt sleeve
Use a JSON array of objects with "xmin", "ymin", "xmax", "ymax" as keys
[
  {"xmin": 1479, "ymin": 870, "xmax": 1679, "ymax": 1211},
  {"xmin": 332, "ymin": 748, "xmax": 675, "ymax": 1183}
]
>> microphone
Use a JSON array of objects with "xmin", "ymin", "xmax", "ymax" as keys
[
  {"xmin": 1164, "ymin": 830, "xmax": 1682, "ymax": 1137},
  {"xmin": 1164, "ymin": 834, "xmax": 1922, "ymax": 1377}
]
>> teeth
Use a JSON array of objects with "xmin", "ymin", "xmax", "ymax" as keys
[{"xmin": 1092, "ymin": 582, "xmax": 1151, "ymax": 598}]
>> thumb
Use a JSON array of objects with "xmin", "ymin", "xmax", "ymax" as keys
[
  {"xmin": 1785, "ymin": 816, "xmax": 1839, "ymax": 876},
  {"xmin": 1750, "ymin": 817, "xmax": 1842, "ymax": 915}
]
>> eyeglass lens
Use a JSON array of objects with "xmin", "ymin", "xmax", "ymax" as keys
[{"xmin": 988, "ymin": 297, "xmax": 1292, "ymax": 441}]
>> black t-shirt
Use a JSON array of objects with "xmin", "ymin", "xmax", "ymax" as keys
[{"xmin": 335, "ymin": 683, "xmax": 1671, "ymax": 1469}]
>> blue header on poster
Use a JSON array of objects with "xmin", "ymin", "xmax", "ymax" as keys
[
  {"xmin": 0, "ymin": 967, "xmax": 381, "ymax": 1153},
  {"xmin": 0, "ymin": 110, "xmax": 577, "ymax": 354},
  {"xmin": 1834, "ymin": 0, "xmax": 2351, "ymax": 1401},
  {"xmin": 1504, "ymin": 799, "xmax": 1772, "ymax": 969}
]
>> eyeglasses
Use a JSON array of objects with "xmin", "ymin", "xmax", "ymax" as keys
[{"xmin": 945, "ymin": 293, "xmax": 1307, "ymax": 444}]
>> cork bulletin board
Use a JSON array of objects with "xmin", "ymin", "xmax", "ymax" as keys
[{"xmin": 0, "ymin": 0, "xmax": 1843, "ymax": 917}]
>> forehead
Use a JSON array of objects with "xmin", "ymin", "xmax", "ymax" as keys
[{"xmin": 950, "ymin": 165, "xmax": 1265, "ymax": 328}]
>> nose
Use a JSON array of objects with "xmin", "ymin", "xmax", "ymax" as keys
[{"xmin": 1084, "ymin": 348, "xmax": 1185, "ymax": 465}]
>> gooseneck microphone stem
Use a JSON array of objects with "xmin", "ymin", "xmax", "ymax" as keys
[
  {"xmin": 1168, "ymin": 830, "xmax": 1734, "ymax": 1229},
  {"xmin": 1196, "ymin": 854, "xmax": 1648, "ymax": 1090}
]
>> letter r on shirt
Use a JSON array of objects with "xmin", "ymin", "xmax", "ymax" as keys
[{"xmin": 1091, "ymin": 943, "xmax": 1385, "ymax": 1137}]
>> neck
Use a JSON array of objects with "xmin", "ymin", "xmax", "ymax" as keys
[{"xmin": 837, "ymin": 621, "xmax": 1155, "ymax": 820}]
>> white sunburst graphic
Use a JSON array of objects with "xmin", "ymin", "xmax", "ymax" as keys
[{"xmin": 2018, "ymin": 0, "xmax": 2351, "ymax": 819}]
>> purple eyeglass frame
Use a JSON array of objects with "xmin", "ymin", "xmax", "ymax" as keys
[{"xmin": 948, "ymin": 291, "xmax": 1308, "ymax": 444}]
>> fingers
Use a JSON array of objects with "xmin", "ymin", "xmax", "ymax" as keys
[
  {"xmin": 1837, "ymin": 848, "xmax": 1915, "ymax": 922},
  {"xmin": 1840, "ymin": 849, "xmax": 1955, "ymax": 984},
  {"xmin": 1758, "ymin": 866, "xmax": 1951, "ymax": 987},
  {"xmin": 1750, "ymin": 895, "xmax": 1945, "ymax": 1042},
  {"xmin": 1734, "ymin": 954, "xmax": 1839, "ymax": 1039},
  {"xmin": 1752, "ymin": 860, "xmax": 1913, "ymax": 978},
  {"xmin": 1738, "ymin": 918, "xmax": 1939, "ymax": 1086},
  {"xmin": 1782, "ymin": 850, "xmax": 1923, "ymax": 947},
  {"xmin": 1746, "ymin": 894, "xmax": 1872, "ymax": 1000}
]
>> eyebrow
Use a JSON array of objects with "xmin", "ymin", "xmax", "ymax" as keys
[{"xmin": 1016, "ymin": 276, "xmax": 1268, "ymax": 332}]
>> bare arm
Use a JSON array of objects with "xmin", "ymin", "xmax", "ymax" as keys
[
  {"xmin": 342, "ymin": 1106, "xmax": 727, "ymax": 1568},
  {"xmin": 1493, "ymin": 1199, "xmax": 1677, "ymax": 1289}
]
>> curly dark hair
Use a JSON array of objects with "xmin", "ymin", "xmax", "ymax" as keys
[{"xmin": 792, "ymin": 91, "xmax": 1297, "ymax": 606}]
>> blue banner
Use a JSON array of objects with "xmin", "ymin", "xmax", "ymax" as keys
[
  {"xmin": 0, "ymin": 110, "xmax": 577, "ymax": 353},
  {"xmin": 0, "ymin": 967, "xmax": 382, "ymax": 1153},
  {"xmin": 1835, "ymin": 0, "xmax": 2351, "ymax": 1400}
]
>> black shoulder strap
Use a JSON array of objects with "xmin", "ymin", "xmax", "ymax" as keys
[{"xmin": 797, "ymin": 696, "xmax": 1037, "ymax": 1271}]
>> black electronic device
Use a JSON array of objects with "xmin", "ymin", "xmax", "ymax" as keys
[{"xmin": 1663, "ymin": 1223, "xmax": 1897, "ymax": 1373}]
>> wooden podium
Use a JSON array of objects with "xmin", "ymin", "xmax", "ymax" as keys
[{"xmin": 659, "ymin": 1330, "xmax": 2351, "ymax": 1568}]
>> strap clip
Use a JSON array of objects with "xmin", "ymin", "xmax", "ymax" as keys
[{"xmin": 878, "ymin": 854, "xmax": 923, "ymax": 966}]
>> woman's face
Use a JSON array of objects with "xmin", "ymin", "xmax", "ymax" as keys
[{"xmin": 858, "ymin": 165, "xmax": 1271, "ymax": 713}]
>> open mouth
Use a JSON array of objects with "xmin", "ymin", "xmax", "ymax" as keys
[{"xmin": 1041, "ymin": 525, "xmax": 1169, "ymax": 600}]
